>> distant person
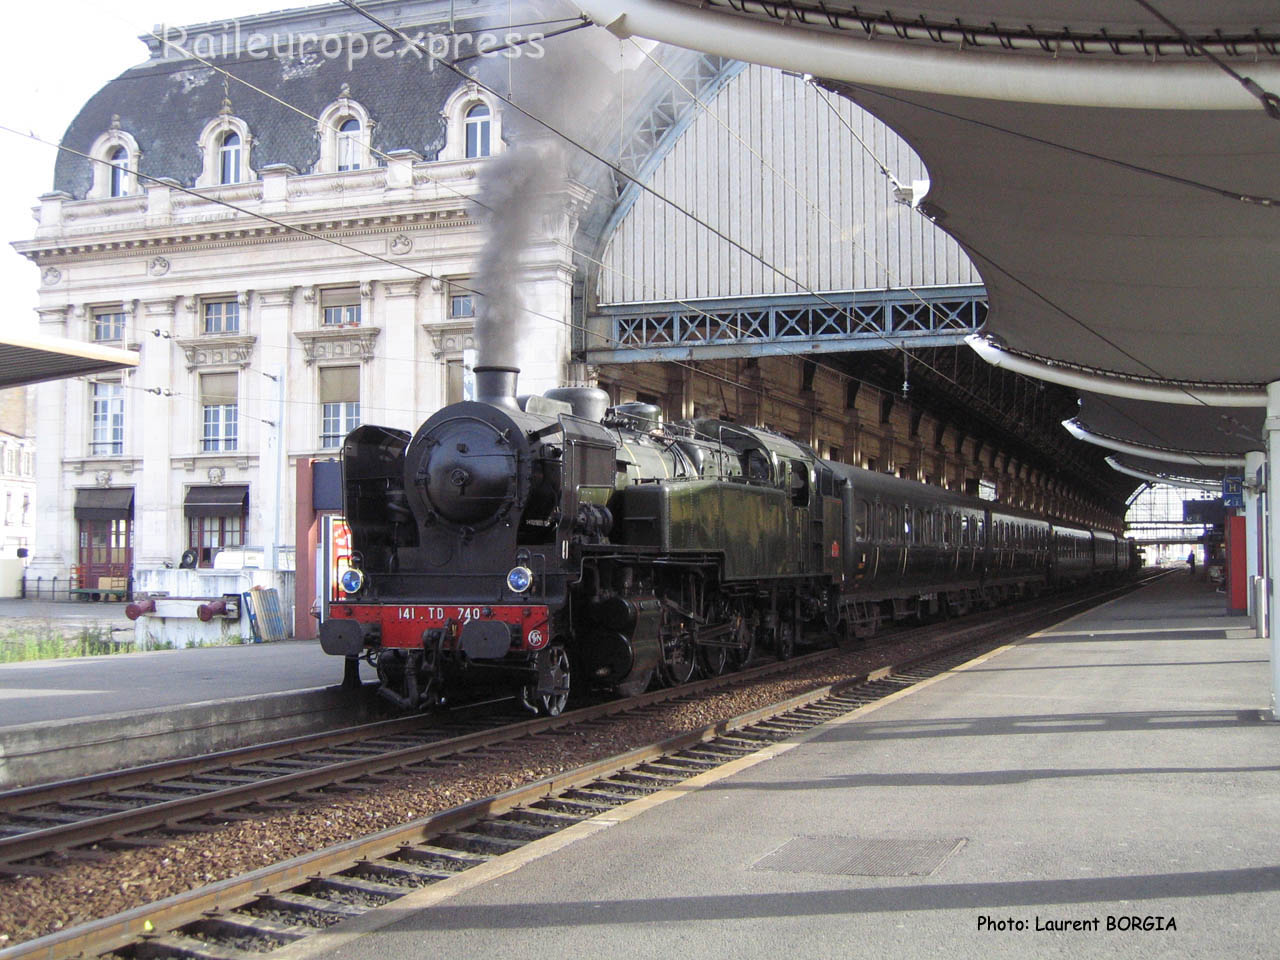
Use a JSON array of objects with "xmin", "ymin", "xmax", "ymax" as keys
[{"xmin": 1188, "ymin": 551, "xmax": 1196, "ymax": 576}]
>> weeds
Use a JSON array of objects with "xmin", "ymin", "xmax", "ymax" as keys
[{"xmin": 0, "ymin": 626, "xmax": 244, "ymax": 662}]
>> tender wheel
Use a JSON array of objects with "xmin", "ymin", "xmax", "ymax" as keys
[{"xmin": 521, "ymin": 644, "xmax": 571, "ymax": 716}]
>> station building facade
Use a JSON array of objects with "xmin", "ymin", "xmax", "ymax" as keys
[
  {"xmin": 17, "ymin": 2, "xmax": 1116, "ymax": 606},
  {"xmin": 17, "ymin": 3, "xmax": 583, "ymax": 593}
]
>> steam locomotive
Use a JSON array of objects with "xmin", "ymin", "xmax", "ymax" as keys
[{"xmin": 320, "ymin": 366, "xmax": 1135, "ymax": 714}]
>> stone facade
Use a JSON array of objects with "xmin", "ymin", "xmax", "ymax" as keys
[{"xmin": 15, "ymin": 2, "xmax": 587, "ymax": 593}]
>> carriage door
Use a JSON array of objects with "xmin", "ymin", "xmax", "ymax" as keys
[{"xmin": 787, "ymin": 460, "xmax": 811, "ymax": 574}]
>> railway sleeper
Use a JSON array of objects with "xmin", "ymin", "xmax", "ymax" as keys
[
  {"xmin": 132, "ymin": 931, "xmax": 267, "ymax": 960},
  {"xmin": 467, "ymin": 818, "xmax": 557, "ymax": 842},
  {"xmin": 613, "ymin": 770, "xmax": 684, "ymax": 788},
  {"xmin": 430, "ymin": 831, "xmax": 525, "ymax": 856},
  {"xmin": 533, "ymin": 797, "xmax": 614, "ymax": 817},
  {"xmin": 561, "ymin": 787, "xmax": 641, "ymax": 806},
  {"xmin": 196, "ymin": 911, "xmax": 309, "ymax": 941},
  {"xmin": 391, "ymin": 844, "xmax": 489, "ymax": 871},
  {"xmin": 247, "ymin": 892, "xmax": 357, "ymax": 924},
  {"xmin": 181, "ymin": 914, "xmax": 306, "ymax": 950},
  {"xmin": 502, "ymin": 807, "xmax": 584, "ymax": 830},
  {"xmin": 9, "ymin": 808, "xmax": 86, "ymax": 825},
  {"xmin": 351, "ymin": 857, "xmax": 454, "ymax": 885},
  {"xmin": 300, "ymin": 876, "xmax": 399, "ymax": 908}
]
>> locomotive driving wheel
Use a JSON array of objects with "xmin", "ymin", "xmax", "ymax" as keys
[
  {"xmin": 520, "ymin": 644, "xmax": 571, "ymax": 716},
  {"xmin": 658, "ymin": 607, "xmax": 698, "ymax": 687},
  {"xmin": 697, "ymin": 600, "xmax": 735, "ymax": 678}
]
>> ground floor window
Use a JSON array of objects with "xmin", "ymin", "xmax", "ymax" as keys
[{"xmin": 188, "ymin": 513, "xmax": 245, "ymax": 568}]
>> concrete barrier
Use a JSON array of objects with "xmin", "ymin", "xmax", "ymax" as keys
[{"xmin": 0, "ymin": 683, "xmax": 382, "ymax": 790}]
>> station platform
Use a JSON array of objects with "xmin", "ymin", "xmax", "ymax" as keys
[
  {"xmin": 313, "ymin": 575, "xmax": 1279, "ymax": 960},
  {"xmin": 0, "ymin": 598, "xmax": 346, "ymax": 728}
]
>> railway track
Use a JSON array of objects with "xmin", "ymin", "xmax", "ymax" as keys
[
  {"xmin": 0, "ymin": 572, "xmax": 1167, "ymax": 960},
  {"xmin": 0, "ymin": 575, "xmax": 1162, "ymax": 876}
]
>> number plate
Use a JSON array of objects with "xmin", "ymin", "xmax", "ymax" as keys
[{"xmin": 332, "ymin": 603, "xmax": 550, "ymax": 651}]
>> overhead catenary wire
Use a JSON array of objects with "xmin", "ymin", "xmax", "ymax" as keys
[
  {"xmin": 19, "ymin": 8, "xmax": 1116, "ymax": 501},
  {"xmin": 20, "ymin": 9, "xmax": 1001, "ymax": 438},
  {"xmin": 42, "ymin": 6, "xmax": 893, "ymax": 413}
]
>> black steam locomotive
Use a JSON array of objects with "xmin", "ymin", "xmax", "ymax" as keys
[{"xmin": 321, "ymin": 366, "xmax": 1135, "ymax": 714}]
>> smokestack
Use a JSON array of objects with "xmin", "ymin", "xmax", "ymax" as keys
[{"xmin": 474, "ymin": 365, "xmax": 520, "ymax": 411}]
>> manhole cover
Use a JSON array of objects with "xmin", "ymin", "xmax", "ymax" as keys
[{"xmin": 752, "ymin": 836, "xmax": 966, "ymax": 877}]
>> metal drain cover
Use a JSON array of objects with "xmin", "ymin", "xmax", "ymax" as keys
[{"xmin": 752, "ymin": 836, "xmax": 966, "ymax": 877}]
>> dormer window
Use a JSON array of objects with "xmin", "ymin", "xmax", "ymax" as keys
[
  {"xmin": 88, "ymin": 125, "xmax": 140, "ymax": 200},
  {"xmin": 337, "ymin": 119, "xmax": 361, "ymax": 171},
  {"xmin": 465, "ymin": 104, "xmax": 491, "ymax": 159},
  {"xmin": 109, "ymin": 148, "xmax": 129, "ymax": 197},
  {"xmin": 438, "ymin": 84, "xmax": 502, "ymax": 162},
  {"xmin": 219, "ymin": 132, "xmax": 242, "ymax": 185},
  {"xmin": 317, "ymin": 92, "xmax": 372, "ymax": 174},
  {"xmin": 196, "ymin": 115, "xmax": 253, "ymax": 188}
]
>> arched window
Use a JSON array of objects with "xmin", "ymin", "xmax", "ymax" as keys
[
  {"xmin": 465, "ymin": 103, "xmax": 491, "ymax": 159},
  {"xmin": 337, "ymin": 118, "xmax": 361, "ymax": 171},
  {"xmin": 219, "ymin": 132, "xmax": 242, "ymax": 185},
  {"xmin": 109, "ymin": 147, "xmax": 129, "ymax": 197}
]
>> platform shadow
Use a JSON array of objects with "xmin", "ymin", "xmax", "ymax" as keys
[
  {"xmin": 706, "ymin": 762, "xmax": 1280, "ymax": 791},
  {"xmin": 353, "ymin": 865, "xmax": 1280, "ymax": 931},
  {"xmin": 814, "ymin": 709, "xmax": 1269, "ymax": 743}
]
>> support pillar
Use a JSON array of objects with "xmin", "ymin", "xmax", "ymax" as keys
[
  {"xmin": 1244, "ymin": 449, "xmax": 1266, "ymax": 634},
  {"xmin": 1266, "ymin": 382, "xmax": 1280, "ymax": 719}
]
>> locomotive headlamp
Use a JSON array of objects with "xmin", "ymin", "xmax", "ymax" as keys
[
  {"xmin": 506, "ymin": 565, "xmax": 534, "ymax": 593},
  {"xmin": 339, "ymin": 567, "xmax": 365, "ymax": 595}
]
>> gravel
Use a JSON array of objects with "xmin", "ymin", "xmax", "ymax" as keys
[{"xmin": 0, "ymin": 627, "xmax": 983, "ymax": 945}]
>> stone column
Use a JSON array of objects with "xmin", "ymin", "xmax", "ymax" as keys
[
  {"xmin": 27, "ymin": 307, "xmax": 71, "ymax": 580},
  {"xmin": 255, "ymin": 288, "xmax": 296, "ymax": 568},
  {"xmin": 135, "ymin": 298, "xmax": 178, "ymax": 569},
  {"xmin": 380, "ymin": 279, "xmax": 421, "ymax": 431}
]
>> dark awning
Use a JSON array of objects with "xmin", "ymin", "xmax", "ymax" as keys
[
  {"xmin": 184, "ymin": 484, "xmax": 249, "ymax": 518},
  {"xmin": 74, "ymin": 487, "xmax": 134, "ymax": 520}
]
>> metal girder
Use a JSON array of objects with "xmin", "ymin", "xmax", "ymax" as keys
[{"xmin": 586, "ymin": 285, "xmax": 987, "ymax": 363}]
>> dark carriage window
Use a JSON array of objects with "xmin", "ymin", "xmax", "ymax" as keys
[
  {"xmin": 855, "ymin": 499, "xmax": 869, "ymax": 541},
  {"xmin": 886, "ymin": 505, "xmax": 899, "ymax": 543}
]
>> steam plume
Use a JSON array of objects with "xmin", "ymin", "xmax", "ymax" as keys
[{"xmin": 472, "ymin": 143, "xmax": 565, "ymax": 370}]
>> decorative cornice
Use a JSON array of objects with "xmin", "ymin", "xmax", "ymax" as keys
[
  {"xmin": 293, "ymin": 325, "xmax": 381, "ymax": 365},
  {"xmin": 141, "ymin": 297, "xmax": 178, "ymax": 316},
  {"xmin": 423, "ymin": 320, "xmax": 476, "ymax": 360},
  {"xmin": 256, "ymin": 287, "xmax": 297, "ymax": 307},
  {"xmin": 171, "ymin": 453, "xmax": 257, "ymax": 472},
  {"xmin": 383, "ymin": 279, "xmax": 421, "ymax": 299},
  {"xmin": 19, "ymin": 211, "xmax": 476, "ymax": 262},
  {"xmin": 64, "ymin": 456, "xmax": 142, "ymax": 476},
  {"xmin": 173, "ymin": 334, "xmax": 257, "ymax": 371}
]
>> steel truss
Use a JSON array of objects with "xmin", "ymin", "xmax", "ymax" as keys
[{"xmin": 587, "ymin": 286, "xmax": 987, "ymax": 363}]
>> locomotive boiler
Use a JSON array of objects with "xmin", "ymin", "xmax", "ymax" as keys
[{"xmin": 321, "ymin": 366, "xmax": 1134, "ymax": 714}]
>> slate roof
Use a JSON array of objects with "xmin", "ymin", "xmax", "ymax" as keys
[{"xmin": 53, "ymin": 20, "xmax": 481, "ymax": 198}]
